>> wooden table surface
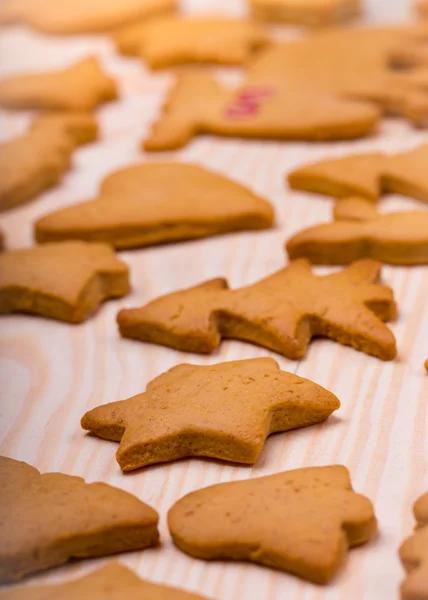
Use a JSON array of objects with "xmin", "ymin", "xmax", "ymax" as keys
[{"xmin": 0, "ymin": 1, "xmax": 427, "ymax": 598}]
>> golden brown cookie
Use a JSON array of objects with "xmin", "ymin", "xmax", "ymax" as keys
[
  {"xmin": 288, "ymin": 144, "xmax": 428, "ymax": 206},
  {"xmin": 0, "ymin": 0, "xmax": 176, "ymax": 34},
  {"xmin": 0, "ymin": 241, "xmax": 129, "ymax": 323},
  {"xmin": 0, "ymin": 456, "xmax": 159, "ymax": 583},
  {"xmin": 250, "ymin": 0, "xmax": 362, "ymax": 26},
  {"xmin": 0, "ymin": 563, "xmax": 210, "ymax": 599},
  {"xmin": 417, "ymin": 1, "xmax": 428, "ymax": 18},
  {"xmin": 0, "ymin": 113, "xmax": 97, "ymax": 212},
  {"xmin": 35, "ymin": 163, "xmax": 274, "ymax": 248},
  {"xmin": 117, "ymin": 259, "xmax": 397, "ymax": 360},
  {"xmin": 143, "ymin": 72, "xmax": 379, "ymax": 151},
  {"xmin": 144, "ymin": 27, "xmax": 428, "ymax": 150},
  {"xmin": 82, "ymin": 357, "xmax": 340, "ymax": 471},
  {"xmin": 0, "ymin": 58, "xmax": 117, "ymax": 111},
  {"xmin": 286, "ymin": 197, "xmax": 428, "ymax": 265},
  {"xmin": 168, "ymin": 465, "xmax": 377, "ymax": 584},
  {"xmin": 289, "ymin": 153, "xmax": 385, "ymax": 202},
  {"xmin": 425, "ymin": 359, "xmax": 428, "ymax": 373},
  {"xmin": 248, "ymin": 27, "xmax": 428, "ymax": 128},
  {"xmin": 114, "ymin": 16, "xmax": 269, "ymax": 67},
  {"xmin": 400, "ymin": 494, "xmax": 428, "ymax": 600}
]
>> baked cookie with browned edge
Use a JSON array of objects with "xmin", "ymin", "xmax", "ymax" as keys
[
  {"xmin": 0, "ymin": 0, "xmax": 176, "ymax": 34},
  {"xmin": 82, "ymin": 357, "xmax": 340, "ymax": 471},
  {"xmin": 0, "ymin": 113, "xmax": 97, "ymax": 212},
  {"xmin": 0, "ymin": 58, "xmax": 117, "ymax": 111},
  {"xmin": 0, "ymin": 241, "xmax": 129, "ymax": 322},
  {"xmin": 117, "ymin": 259, "xmax": 397, "ymax": 360},
  {"xmin": 168, "ymin": 465, "xmax": 377, "ymax": 584},
  {"xmin": 0, "ymin": 456, "xmax": 159, "ymax": 583},
  {"xmin": 286, "ymin": 197, "xmax": 428, "ymax": 265},
  {"xmin": 114, "ymin": 16, "xmax": 269, "ymax": 68},
  {"xmin": 35, "ymin": 163, "xmax": 274, "ymax": 248}
]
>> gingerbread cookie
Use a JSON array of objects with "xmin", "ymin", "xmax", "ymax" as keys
[
  {"xmin": 249, "ymin": 0, "xmax": 362, "ymax": 26},
  {"xmin": 0, "ymin": 456, "xmax": 158, "ymax": 583},
  {"xmin": 144, "ymin": 27, "xmax": 428, "ymax": 150},
  {"xmin": 0, "ymin": 113, "xmax": 97, "ymax": 212},
  {"xmin": 0, "ymin": 241, "xmax": 129, "ymax": 323},
  {"xmin": 0, "ymin": 58, "xmax": 117, "ymax": 111},
  {"xmin": 0, "ymin": 0, "xmax": 176, "ymax": 34},
  {"xmin": 400, "ymin": 493, "xmax": 428, "ymax": 600},
  {"xmin": 82, "ymin": 358, "xmax": 340, "ymax": 471},
  {"xmin": 288, "ymin": 144, "xmax": 428, "ymax": 206},
  {"xmin": 113, "ymin": 16, "xmax": 269, "ymax": 68},
  {"xmin": 117, "ymin": 259, "xmax": 397, "ymax": 360},
  {"xmin": 168, "ymin": 465, "xmax": 377, "ymax": 584},
  {"xmin": 143, "ymin": 73, "xmax": 379, "ymax": 151},
  {"xmin": 286, "ymin": 197, "xmax": 428, "ymax": 265},
  {"xmin": 35, "ymin": 163, "xmax": 274, "ymax": 248},
  {"xmin": 0, "ymin": 563, "xmax": 210, "ymax": 599},
  {"xmin": 417, "ymin": 1, "xmax": 428, "ymax": 18}
]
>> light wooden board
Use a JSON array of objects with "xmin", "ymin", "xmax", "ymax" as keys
[{"xmin": 0, "ymin": 1, "xmax": 427, "ymax": 598}]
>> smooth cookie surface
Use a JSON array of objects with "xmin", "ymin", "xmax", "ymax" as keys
[
  {"xmin": 286, "ymin": 197, "xmax": 428, "ymax": 265},
  {"xmin": 168, "ymin": 465, "xmax": 377, "ymax": 584},
  {"xmin": 81, "ymin": 357, "xmax": 340, "ymax": 471},
  {"xmin": 0, "ymin": 58, "xmax": 117, "ymax": 111},
  {"xmin": 117, "ymin": 259, "xmax": 397, "ymax": 360},
  {"xmin": 0, "ymin": 456, "xmax": 159, "ymax": 583},
  {"xmin": 35, "ymin": 163, "xmax": 274, "ymax": 248},
  {"xmin": 0, "ymin": 241, "xmax": 129, "ymax": 322}
]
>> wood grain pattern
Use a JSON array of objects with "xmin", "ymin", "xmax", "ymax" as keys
[{"xmin": 0, "ymin": 1, "xmax": 427, "ymax": 598}]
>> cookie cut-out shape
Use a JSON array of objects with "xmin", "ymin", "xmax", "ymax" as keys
[
  {"xmin": 143, "ymin": 72, "xmax": 380, "ymax": 151},
  {"xmin": 289, "ymin": 144, "xmax": 428, "ymax": 206},
  {"xmin": 0, "ymin": 113, "xmax": 98, "ymax": 212},
  {"xmin": 117, "ymin": 259, "xmax": 397, "ymax": 360},
  {"xmin": 81, "ymin": 358, "xmax": 340, "ymax": 471},
  {"xmin": 286, "ymin": 197, "xmax": 428, "ymax": 265},
  {"xmin": 248, "ymin": 27, "xmax": 428, "ymax": 128},
  {"xmin": 0, "ymin": 456, "xmax": 159, "ymax": 583},
  {"xmin": 250, "ymin": 0, "xmax": 362, "ymax": 26},
  {"xmin": 0, "ymin": 0, "xmax": 176, "ymax": 34},
  {"xmin": 114, "ymin": 16, "xmax": 269, "ymax": 68},
  {"xmin": 0, "ymin": 241, "xmax": 129, "ymax": 323},
  {"xmin": 0, "ymin": 563, "xmax": 210, "ymax": 600},
  {"xmin": 144, "ymin": 27, "xmax": 428, "ymax": 150},
  {"xmin": 0, "ymin": 58, "xmax": 117, "ymax": 111},
  {"xmin": 35, "ymin": 163, "xmax": 274, "ymax": 249},
  {"xmin": 168, "ymin": 465, "xmax": 377, "ymax": 584},
  {"xmin": 400, "ymin": 493, "xmax": 428, "ymax": 600}
]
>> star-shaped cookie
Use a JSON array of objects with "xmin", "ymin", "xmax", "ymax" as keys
[
  {"xmin": 0, "ymin": 57, "xmax": 117, "ymax": 111},
  {"xmin": 113, "ymin": 16, "xmax": 269, "ymax": 68},
  {"xmin": 35, "ymin": 163, "xmax": 274, "ymax": 248},
  {"xmin": 0, "ymin": 563, "xmax": 210, "ymax": 599},
  {"xmin": 0, "ymin": 241, "xmax": 129, "ymax": 322},
  {"xmin": 400, "ymin": 493, "xmax": 428, "ymax": 600},
  {"xmin": 0, "ymin": 112, "xmax": 97, "ymax": 212},
  {"xmin": 0, "ymin": 0, "xmax": 176, "ymax": 34},
  {"xmin": 286, "ymin": 197, "xmax": 428, "ymax": 265},
  {"xmin": 117, "ymin": 259, "xmax": 397, "ymax": 360},
  {"xmin": 0, "ymin": 456, "xmax": 159, "ymax": 583},
  {"xmin": 249, "ymin": 0, "xmax": 362, "ymax": 26},
  {"xmin": 168, "ymin": 465, "xmax": 377, "ymax": 584},
  {"xmin": 81, "ymin": 358, "xmax": 340, "ymax": 471},
  {"xmin": 288, "ymin": 144, "xmax": 428, "ymax": 206},
  {"xmin": 144, "ymin": 27, "xmax": 428, "ymax": 150}
]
